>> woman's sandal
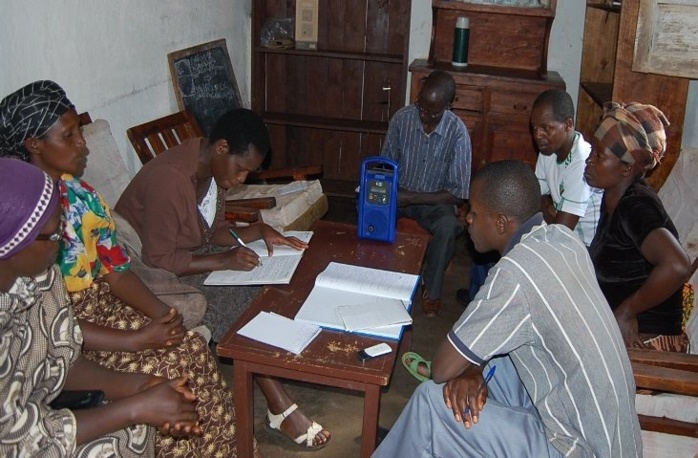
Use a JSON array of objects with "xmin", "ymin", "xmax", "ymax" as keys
[
  {"xmin": 401, "ymin": 351, "xmax": 432, "ymax": 382},
  {"xmin": 265, "ymin": 403, "xmax": 331, "ymax": 450}
]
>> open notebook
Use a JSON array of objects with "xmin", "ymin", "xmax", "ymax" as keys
[
  {"xmin": 295, "ymin": 262, "xmax": 420, "ymax": 340},
  {"xmin": 203, "ymin": 231, "xmax": 313, "ymax": 286}
]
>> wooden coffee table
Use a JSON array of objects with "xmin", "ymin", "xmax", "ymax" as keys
[{"xmin": 217, "ymin": 220, "xmax": 429, "ymax": 457}]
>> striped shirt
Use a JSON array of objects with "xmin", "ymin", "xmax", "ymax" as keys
[
  {"xmin": 535, "ymin": 132, "xmax": 602, "ymax": 246},
  {"xmin": 448, "ymin": 215, "xmax": 642, "ymax": 457},
  {"xmin": 381, "ymin": 104, "xmax": 471, "ymax": 199}
]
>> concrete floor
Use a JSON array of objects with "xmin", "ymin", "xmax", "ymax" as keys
[{"xmin": 218, "ymin": 197, "xmax": 474, "ymax": 457}]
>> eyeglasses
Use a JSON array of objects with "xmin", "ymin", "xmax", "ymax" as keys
[
  {"xmin": 415, "ymin": 102, "xmax": 451, "ymax": 121},
  {"xmin": 35, "ymin": 231, "xmax": 62, "ymax": 242}
]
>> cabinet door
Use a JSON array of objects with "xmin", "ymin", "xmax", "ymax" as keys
[
  {"xmin": 454, "ymin": 111, "xmax": 484, "ymax": 172},
  {"xmin": 484, "ymin": 116, "xmax": 537, "ymax": 169}
]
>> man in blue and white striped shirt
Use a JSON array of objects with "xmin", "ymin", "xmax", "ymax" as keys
[
  {"xmin": 374, "ymin": 161, "xmax": 641, "ymax": 458},
  {"xmin": 381, "ymin": 70, "xmax": 472, "ymax": 318}
]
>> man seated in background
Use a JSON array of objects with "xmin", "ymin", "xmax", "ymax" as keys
[
  {"xmin": 374, "ymin": 160, "xmax": 641, "ymax": 458},
  {"xmin": 381, "ymin": 70, "xmax": 472, "ymax": 317},
  {"xmin": 456, "ymin": 88, "xmax": 601, "ymax": 306}
]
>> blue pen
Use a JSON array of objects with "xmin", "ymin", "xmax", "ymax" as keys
[
  {"xmin": 229, "ymin": 227, "xmax": 263, "ymax": 266},
  {"xmin": 463, "ymin": 365, "xmax": 496, "ymax": 417}
]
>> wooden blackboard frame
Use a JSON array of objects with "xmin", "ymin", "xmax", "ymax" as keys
[{"xmin": 168, "ymin": 39, "xmax": 243, "ymax": 136}]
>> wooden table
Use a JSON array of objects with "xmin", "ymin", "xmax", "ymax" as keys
[{"xmin": 217, "ymin": 220, "xmax": 429, "ymax": 457}]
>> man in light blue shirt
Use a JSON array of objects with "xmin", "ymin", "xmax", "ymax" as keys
[{"xmin": 381, "ymin": 70, "xmax": 472, "ymax": 317}]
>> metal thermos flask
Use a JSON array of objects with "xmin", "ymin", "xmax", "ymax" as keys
[{"xmin": 452, "ymin": 16, "xmax": 470, "ymax": 67}]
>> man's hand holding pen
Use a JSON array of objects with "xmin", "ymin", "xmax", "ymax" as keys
[{"xmin": 442, "ymin": 364, "xmax": 496, "ymax": 429}]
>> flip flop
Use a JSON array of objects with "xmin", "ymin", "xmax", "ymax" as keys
[{"xmin": 401, "ymin": 351, "xmax": 432, "ymax": 382}]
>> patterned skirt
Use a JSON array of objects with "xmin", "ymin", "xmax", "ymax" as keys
[{"xmin": 70, "ymin": 279, "xmax": 254, "ymax": 457}]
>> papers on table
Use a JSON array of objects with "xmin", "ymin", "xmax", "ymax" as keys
[
  {"xmin": 338, "ymin": 301, "xmax": 413, "ymax": 332},
  {"xmin": 203, "ymin": 231, "xmax": 312, "ymax": 286},
  {"xmin": 295, "ymin": 262, "xmax": 419, "ymax": 340},
  {"xmin": 237, "ymin": 311, "xmax": 321, "ymax": 355}
]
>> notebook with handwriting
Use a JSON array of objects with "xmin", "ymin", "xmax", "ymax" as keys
[
  {"xmin": 294, "ymin": 262, "xmax": 419, "ymax": 340},
  {"xmin": 203, "ymin": 231, "xmax": 312, "ymax": 286}
]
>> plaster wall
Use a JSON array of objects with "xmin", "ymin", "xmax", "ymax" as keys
[
  {"xmin": 1, "ymin": 0, "xmax": 695, "ymax": 178},
  {"xmin": 0, "ymin": 0, "xmax": 252, "ymax": 175}
]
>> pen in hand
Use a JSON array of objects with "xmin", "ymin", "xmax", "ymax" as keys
[
  {"xmin": 229, "ymin": 227, "xmax": 263, "ymax": 267},
  {"xmin": 463, "ymin": 365, "xmax": 496, "ymax": 417}
]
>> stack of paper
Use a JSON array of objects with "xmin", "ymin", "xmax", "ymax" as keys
[
  {"xmin": 204, "ymin": 231, "xmax": 313, "ymax": 286},
  {"xmin": 295, "ymin": 262, "xmax": 419, "ymax": 340},
  {"xmin": 237, "ymin": 311, "xmax": 321, "ymax": 355}
]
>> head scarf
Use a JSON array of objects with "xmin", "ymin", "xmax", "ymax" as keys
[
  {"xmin": 0, "ymin": 80, "xmax": 74, "ymax": 160},
  {"xmin": 0, "ymin": 158, "xmax": 60, "ymax": 259},
  {"xmin": 593, "ymin": 101, "xmax": 669, "ymax": 170}
]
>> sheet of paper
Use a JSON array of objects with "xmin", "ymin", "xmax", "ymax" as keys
[
  {"xmin": 203, "ymin": 255, "xmax": 303, "ymax": 286},
  {"xmin": 338, "ymin": 300, "xmax": 413, "ymax": 332},
  {"xmin": 315, "ymin": 262, "xmax": 419, "ymax": 301},
  {"xmin": 237, "ymin": 311, "xmax": 321, "ymax": 355},
  {"xmin": 244, "ymin": 231, "xmax": 313, "ymax": 257}
]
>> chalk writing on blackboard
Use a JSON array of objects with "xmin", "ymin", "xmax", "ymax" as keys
[{"xmin": 168, "ymin": 39, "xmax": 243, "ymax": 136}]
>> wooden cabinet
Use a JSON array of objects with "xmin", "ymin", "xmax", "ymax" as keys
[
  {"xmin": 411, "ymin": 61, "xmax": 564, "ymax": 171},
  {"xmin": 577, "ymin": 0, "xmax": 689, "ymax": 190},
  {"xmin": 411, "ymin": 1, "xmax": 564, "ymax": 172},
  {"xmin": 251, "ymin": 1, "xmax": 411, "ymax": 197}
]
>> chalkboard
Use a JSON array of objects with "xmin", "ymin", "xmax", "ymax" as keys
[{"xmin": 168, "ymin": 39, "xmax": 243, "ymax": 136}]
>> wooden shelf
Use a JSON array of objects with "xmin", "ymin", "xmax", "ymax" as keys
[
  {"xmin": 320, "ymin": 178, "xmax": 360, "ymax": 199},
  {"xmin": 262, "ymin": 113, "xmax": 388, "ymax": 135},
  {"xmin": 588, "ymin": 4, "xmax": 621, "ymax": 13},
  {"xmin": 576, "ymin": 0, "xmax": 688, "ymax": 190},
  {"xmin": 256, "ymin": 47, "xmax": 404, "ymax": 64},
  {"xmin": 416, "ymin": 59, "xmax": 554, "ymax": 83},
  {"xmin": 580, "ymin": 81, "xmax": 612, "ymax": 107},
  {"xmin": 432, "ymin": 0, "xmax": 555, "ymax": 17}
]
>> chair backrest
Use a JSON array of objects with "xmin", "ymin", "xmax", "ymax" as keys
[
  {"xmin": 127, "ymin": 110, "xmax": 203, "ymax": 165},
  {"xmin": 79, "ymin": 115, "xmax": 132, "ymax": 208}
]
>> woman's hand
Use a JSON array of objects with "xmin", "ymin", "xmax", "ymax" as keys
[
  {"xmin": 222, "ymin": 246, "xmax": 262, "ymax": 271},
  {"xmin": 613, "ymin": 305, "xmax": 644, "ymax": 348},
  {"xmin": 260, "ymin": 224, "xmax": 308, "ymax": 256},
  {"xmin": 134, "ymin": 376, "xmax": 201, "ymax": 436},
  {"xmin": 442, "ymin": 367, "xmax": 488, "ymax": 429},
  {"xmin": 133, "ymin": 308, "xmax": 185, "ymax": 351}
]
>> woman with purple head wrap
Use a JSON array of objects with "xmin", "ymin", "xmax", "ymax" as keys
[
  {"xmin": 0, "ymin": 158, "xmax": 205, "ymax": 457},
  {"xmin": 585, "ymin": 101, "xmax": 691, "ymax": 352},
  {"xmin": 0, "ymin": 81, "xmax": 265, "ymax": 457}
]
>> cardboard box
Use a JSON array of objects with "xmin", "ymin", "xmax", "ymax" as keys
[{"xmin": 295, "ymin": 0, "xmax": 319, "ymax": 50}]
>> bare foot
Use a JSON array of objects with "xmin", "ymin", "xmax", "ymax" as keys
[
  {"xmin": 404, "ymin": 355, "xmax": 431, "ymax": 378},
  {"xmin": 275, "ymin": 406, "xmax": 330, "ymax": 447}
]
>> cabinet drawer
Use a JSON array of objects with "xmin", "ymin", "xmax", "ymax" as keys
[
  {"xmin": 485, "ymin": 118, "xmax": 537, "ymax": 169},
  {"xmin": 489, "ymin": 90, "xmax": 538, "ymax": 117},
  {"xmin": 452, "ymin": 85, "xmax": 484, "ymax": 113}
]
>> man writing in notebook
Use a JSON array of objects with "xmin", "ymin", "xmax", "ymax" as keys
[
  {"xmin": 381, "ymin": 70, "xmax": 471, "ymax": 317},
  {"xmin": 373, "ymin": 161, "xmax": 641, "ymax": 457}
]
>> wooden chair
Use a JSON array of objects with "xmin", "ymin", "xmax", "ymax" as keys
[
  {"xmin": 629, "ymin": 349, "xmax": 698, "ymax": 438},
  {"xmin": 126, "ymin": 110, "xmax": 324, "ymax": 225},
  {"xmin": 126, "ymin": 110, "xmax": 203, "ymax": 165},
  {"xmin": 628, "ymin": 279, "xmax": 698, "ymax": 447},
  {"xmin": 127, "ymin": 110, "xmax": 259, "ymax": 223}
]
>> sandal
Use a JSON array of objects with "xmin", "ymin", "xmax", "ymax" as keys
[
  {"xmin": 265, "ymin": 403, "xmax": 331, "ymax": 450},
  {"xmin": 401, "ymin": 351, "xmax": 432, "ymax": 382}
]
